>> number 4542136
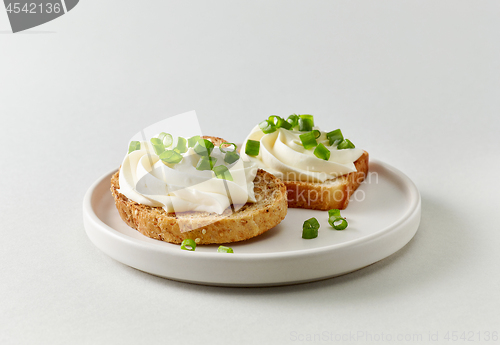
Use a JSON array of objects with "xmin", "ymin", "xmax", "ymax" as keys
[
  {"xmin": 6, "ymin": 3, "xmax": 62, "ymax": 14},
  {"xmin": 444, "ymin": 331, "xmax": 498, "ymax": 342}
]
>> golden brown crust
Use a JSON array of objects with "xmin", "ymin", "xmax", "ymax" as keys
[
  {"xmin": 200, "ymin": 135, "xmax": 226, "ymax": 146},
  {"xmin": 285, "ymin": 151, "xmax": 369, "ymax": 210},
  {"xmin": 110, "ymin": 136, "xmax": 288, "ymax": 244}
]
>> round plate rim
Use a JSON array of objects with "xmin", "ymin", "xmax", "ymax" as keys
[{"xmin": 83, "ymin": 159, "xmax": 421, "ymax": 284}]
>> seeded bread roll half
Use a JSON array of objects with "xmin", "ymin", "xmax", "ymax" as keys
[
  {"xmin": 110, "ymin": 136, "xmax": 287, "ymax": 244},
  {"xmin": 285, "ymin": 151, "xmax": 369, "ymax": 211}
]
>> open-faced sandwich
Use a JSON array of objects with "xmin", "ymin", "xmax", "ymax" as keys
[
  {"xmin": 241, "ymin": 114, "xmax": 368, "ymax": 210},
  {"xmin": 111, "ymin": 135, "xmax": 287, "ymax": 245}
]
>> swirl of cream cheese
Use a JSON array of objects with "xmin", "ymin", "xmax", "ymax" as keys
[
  {"xmin": 118, "ymin": 139, "xmax": 257, "ymax": 214},
  {"xmin": 240, "ymin": 126, "xmax": 364, "ymax": 183}
]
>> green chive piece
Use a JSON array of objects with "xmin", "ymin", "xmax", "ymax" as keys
[
  {"xmin": 299, "ymin": 114, "xmax": 314, "ymax": 124},
  {"xmin": 213, "ymin": 165, "xmax": 233, "ymax": 181},
  {"xmin": 150, "ymin": 138, "xmax": 165, "ymax": 155},
  {"xmin": 337, "ymin": 139, "xmax": 355, "ymax": 149},
  {"xmin": 286, "ymin": 114, "xmax": 299, "ymax": 129},
  {"xmin": 326, "ymin": 129, "xmax": 343, "ymax": 146},
  {"xmin": 275, "ymin": 115, "xmax": 293, "ymax": 129},
  {"xmin": 328, "ymin": 209, "xmax": 348, "ymax": 230},
  {"xmin": 219, "ymin": 142, "xmax": 237, "ymax": 153},
  {"xmin": 128, "ymin": 141, "xmax": 141, "ymax": 154},
  {"xmin": 328, "ymin": 217, "xmax": 348, "ymax": 230},
  {"xmin": 159, "ymin": 150, "xmax": 183, "ymax": 164},
  {"xmin": 224, "ymin": 151, "xmax": 240, "ymax": 164},
  {"xmin": 298, "ymin": 115, "xmax": 314, "ymax": 131},
  {"xmin": 150, "ymin": 138, "xmax": 163, "ymax": 146},
  {"xmin": 259, "ymin": 119, "xmax": 277, "ymax": 134},
  {"xmin": 268, "ymin": 115, "xmax": 284, "ymax": 128},
  {"xmin": 245, "ymin": 140, "xmax": 260, "ymax": 156},
  {"xmin": 280, "ymin": 118, "xmax": 292, "ymax": 130},
  {"xmin": 174, "ymin": 137, "xmax": 187, "ymax": 154},
  {"xmin": 314, "ymin": 143, "xmax": 331, "ymax": 161},
  {"xmin": 196, "ymin": 156, "xmax": 217, "ymax": 171},
  {"xmin": 312, "ymin": 130, "xmax": 321, "ymax": 139},
  {"xmin": 299, "ymin": 131, "xmax": 318, "ymax": 150},
  {"xmin": 302, "ymin": 217, "xmax": 320, "ymax": 239},
  {"xmin": 328, "ymin": 209, "xmax": 341, "ymax": 219},
  {"xmin": 220, "ymin": 143, "xmax": 239, "ymax": 164},
  {"xmin": 217, "ymin": 245, "xmax": 234, "ymax": 253},
  {"xmin": 194, "ymin": 138, "xmax": 214, "ymax": 156},
  {"xmin": 181, "ymin": 239, "xmax": 196, "ymax": 251},
  {"xmin": 187, "ymin": 135, "xmax": 200, "ymax": 148},
  {"xmin": 158, "ymin": 132, "xmax": 173, "ymax": 148}
]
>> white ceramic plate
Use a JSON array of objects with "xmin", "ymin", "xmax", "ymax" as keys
[{"xmin": 83, "ymin": 160, "xmax": 420, "ymax": 286}]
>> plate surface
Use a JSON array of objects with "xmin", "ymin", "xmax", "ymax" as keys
[{"xmin": 83, "ymin": 160, "xmax": 420, "ymax": 286}]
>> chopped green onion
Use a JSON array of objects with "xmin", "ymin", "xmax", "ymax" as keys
[
  {"xmin": 188, "ymin": 135, "xmax": 200, "ymax": 148},
  {"xmin": 299, "ymin": 131, "xmax": 318, "ymax": 150},
  {"xmin": 328, "ymin": 209, "xmax": 348, "ymax": 230},
  {"xmin": 299, "ymin": 114, "xmax": 314, "ymax": 124},
  {"xmin": 220, "ymin": 143, "xmax": 239, "ymax": 163},
  {"xmin": 128, "ymin": 141, "xmax": 141, "ymax": 154},
  {"xmin": 224, "ymin": 151, "xmax": 240, "ymax": 164},
  {"xmin": 298, "ymin": 114, "xmax": 314, "ymax": 131},
  {"xmin": 196, "ymin": 156, "xmax": 217, "ymax": 170},
  {"xmin": 328, "ymin": 217, "xmax": 348, "ymax": 230},
  {"xmin": 217, "ymin": 245, "xmax": 234, "ymax": 253},
  {"xmin": 259, "ymin": 119, "xmax": 277, "ymax": 134},
  {"xmin": 312, "ymin": 130, "xmax": 321, "ymax": 139},
  {"xmin": 326, "ymin": 129, "xmax": 343, "ymax": 146},
  {"xmin": 194, "ymin": 138, "xmax": 214, "ymax": 156},
  {"xmin": 150, "ymin": 138, "xmax": 163, "ymax": 146},
  {"xmin": 159, "ymin": 150, "xmax": 183, "ymax": 164},
  {"xmin": 328, "ymin": 209, "xmax": 341, "ymax": 219},
  {"xmin": 286, "ymin": 114, "xmax": 299, "ymax": 129},
  {"xmin": 213, "ymin": 165, "xmax": 233, "ymax": 181},
  {"xmin": 245, "ymin": 140, "xmax": 260, "ymax": 156},
  {"xmin": 337, "ymin": 139, "xmax": 355, "ymax": 149},
  {"xmin": 158, "ymin": 132, "xmax": 173, "ymax": 147},
  {"xmin": 174, "ymin": 137, "xmax": 187, "ymax": 154},
  {"xmin": 269, "ymin": 115, "xmax": 284, "ymax": 128},
  {"xmin": 280, "ymin": 118, "xmax": 292, "ymax": 130},
  {"xmin": 302, "ymin": 217, "xmax": 320, "ymax": 239},
  {"xmin": 150, "ymin": 138, "xmax": 165, "ymax": 155},
  {"xmin": 181, "ymin": 239, "xmax": 196, "ymax": 251},
  {"xmin": 219, "ymin": 143, "xmax": 237, "ymax": 153},
  {"xmin": 314, "ymin": 143, "xmax": 331, "ymax": 161}
]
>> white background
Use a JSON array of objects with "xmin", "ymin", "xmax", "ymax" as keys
[{"xmin": 1, "ymin": 1, "xmax": 499, "ymax": 344}]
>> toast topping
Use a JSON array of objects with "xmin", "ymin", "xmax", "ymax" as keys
[
  {"xmin": 241, "ymin": 115, "xmax": 364, "ymax": 183},
  {"xmin": 118, "ymin": 136, "xmax": 258, "ymax": 214}
]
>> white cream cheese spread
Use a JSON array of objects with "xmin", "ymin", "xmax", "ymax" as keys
[
  {"xmin": 241, "ymin": 125, "xmax": 363, "ymax": 183},
  {"xmin": 118, "ymin": 138, "xmax": 257, "ymax": 214}
]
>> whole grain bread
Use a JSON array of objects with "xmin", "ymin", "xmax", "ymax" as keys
[
  {"xmin": 285, "ymin": 151, "xmax": 369, "ymax": 210},
  {"xmin": 110, "ymin": 136, "xmax": 287, "ymax": 244}
]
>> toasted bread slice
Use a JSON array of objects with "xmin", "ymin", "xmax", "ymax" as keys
[
  {"xmin": 285, "ymin": 151, "xmax": 369, "ymax": 210},
  {"xmin": 110, "ymin": 136, "xmax": 287, "ymax": 244}
]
